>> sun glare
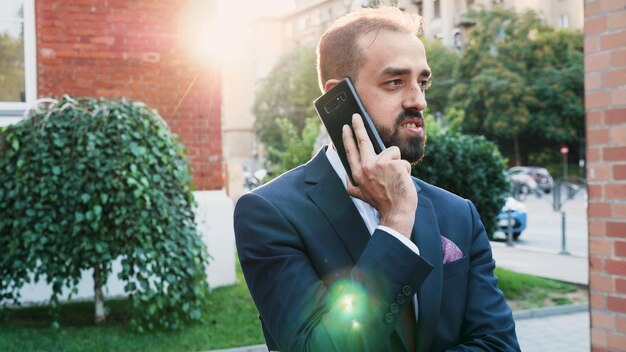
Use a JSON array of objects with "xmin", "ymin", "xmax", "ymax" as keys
[{"xmin": 180, "ymin": 0, "xmax": 293, "ymax": 66}]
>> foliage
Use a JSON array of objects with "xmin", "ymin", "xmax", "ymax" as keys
[
  {"xmin": 0, "ymin": 97, "xmax": 210, "ymax": 330},
  {"xmin": 253, "ymin": 45, "xmax": 319, "ymax": 164},
  {"xmin": 423, "ymin": 40, "xmax": 460, "ymax": 115},
  {"xmin": 448, "ymin": 7, "xmax": 584, "ymax": 166},
  {"xmin": 266, "ymin": 117, "xmax": 320, "ymax": 177},
  {"xmin": 412, "ymin": 116, "xmax": 510, "ymax": 237}
]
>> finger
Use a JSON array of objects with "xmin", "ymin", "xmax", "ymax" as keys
[
  {"xmin": 346, "ymin": 175, "xmax": 363, "ymax": 199},
  {"xmin": 342, "ymin": 124, "xmax": 362, "ymax": 180},
  {"xmin": 350, "ymin": 114, "xmax": 376, "ymax": 159},
  {"xmin": 401, "ymin": 160, "xmax": 412, "ymax": 175},
  {"xmin": 379, "ymin": 146, "xmax": 401, "ymax": 161}
]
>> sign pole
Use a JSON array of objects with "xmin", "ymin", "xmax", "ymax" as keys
[{"xmin": 561, "ymin": 144, "xmax": 569, "ymax": 180}]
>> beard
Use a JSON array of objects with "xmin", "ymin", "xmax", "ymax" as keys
[{"xmin": 375, "ymin": 109, "xmax": 427, "ymax": 164}]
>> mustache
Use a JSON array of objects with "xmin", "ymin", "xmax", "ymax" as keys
[{"xmin": 395, "ymin": 109, "xmax": 423, "ymax": 125}]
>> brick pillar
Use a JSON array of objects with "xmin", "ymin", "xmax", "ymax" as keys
[{"xmin": 585, "ymin": 1, "xmax": 626, "ymax": 351}]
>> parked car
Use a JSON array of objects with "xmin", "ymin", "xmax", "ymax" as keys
[
  {"xmin": 508, "ymin": 166, "xmax": 554, "ymax": 194},
  {"xmin": 508, "ymin": 172, "xmax": 538, "ymax": 199},
  {"xmin": 496, "ymin": 197, "xmax": 528, "ymax": 240}
]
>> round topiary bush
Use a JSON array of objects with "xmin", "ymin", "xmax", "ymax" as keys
[
  {"xmin": 412, "ymin": 117, "xmax": 511, "ymax": 239},
  {"xmin": 0, "ymin": 96, "xmax": 210, "ymax": 330}
]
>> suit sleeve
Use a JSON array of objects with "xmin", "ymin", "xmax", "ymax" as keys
[
  {"xmin": 234, "ymin": 192, "xmax": 433, "ymax": 352},
  {"xmin": 446, "ymin": 200, "xmax": 520, "ymax": 352}
]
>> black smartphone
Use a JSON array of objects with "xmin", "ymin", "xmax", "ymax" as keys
[{"xmin": 314, "ymin": 77, "xmax": 386, "ymax": 186}]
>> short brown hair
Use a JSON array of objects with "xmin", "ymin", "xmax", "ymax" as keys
[{"xmin": 316, "ymin": 6, "xmax": 424, "ymax": 91}]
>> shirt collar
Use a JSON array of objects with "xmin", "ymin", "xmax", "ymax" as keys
[{"xmin": 325, "ymin": 144, "xmax": 348, "ymax": 190}]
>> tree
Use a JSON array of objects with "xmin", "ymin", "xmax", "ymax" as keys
[
  {"xmin": 0, "ymin": 97, "xmax": 210, "ymax": 330},
  {"xmin": 253, "ymin": 45, "xmax": 320, "ymax": 165},
  {"xmin": 266, "ymin": 117, "xmax": 320, "ymax": 177},
  {"xmin": 449, "ymin": 7, "xmax": 583, "ymax": 166},
  {"xmin": 422, "ymin": 39, "xmax": 460, "ymax": 115}
]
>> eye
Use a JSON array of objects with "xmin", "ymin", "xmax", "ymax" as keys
[
  {"xmin": 384, "ymin": 79, "xmax": 403, "ymax": 89},
  {"xmin": 419, "ymin": 79, "xmax": 432, "ymax": 91}
]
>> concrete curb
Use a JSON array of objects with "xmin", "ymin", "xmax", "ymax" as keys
[
  {"xmin": 207, "ymin": 344, "xmax": 268, "ymax": 352},
  {"xmin": 207, "ymin": 304, "xmax": 589, "ymax": 352},
  {"xmin": 513, "ymin": 302, "xmax": 589, "ymax": 320}
]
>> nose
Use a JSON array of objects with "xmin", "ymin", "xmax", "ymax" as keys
[{"xmin": 402, "ymin": 84, "xmax": 427, "ymax": 111}]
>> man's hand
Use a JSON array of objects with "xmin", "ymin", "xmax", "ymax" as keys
[{"xmin": 342, "ymin": 114, "xmax": 417, "ymax": 238}]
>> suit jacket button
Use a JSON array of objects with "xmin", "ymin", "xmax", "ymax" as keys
[
  {"xmin": 402, "ymin": 285, "xmax": 413, "ymax": 296},
  {"xmin": 384, "ymin": 312, "xmax": 394, "ymax": 324},
  {"xmin": 389, "ymin": 303, "xmax": 399, "ymax": 314},
  {"xmin": 396, "ymin": 294, "xmax": 406, "ymax": 305}
]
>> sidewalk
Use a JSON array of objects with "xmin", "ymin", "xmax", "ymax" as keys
[
  {"xmin": 492, "ymin": 241, "xmax": 590, "ymax": 351},
  {"xmin": 490, "ymin": 242, "xmax": 589, "ymax": 285},
  {"xmin": 515, "ymin": 310, "xmax": 589, "ymax": 352}
]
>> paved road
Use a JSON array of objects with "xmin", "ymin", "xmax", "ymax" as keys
[{"xmin": 494, "ymin": 191, "xmax": 588, "ymax": 256}]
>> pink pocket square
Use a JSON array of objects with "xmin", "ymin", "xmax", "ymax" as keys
[{"xmin": 441, "ymin": 236, "xmax": 464, "ymax": 264}]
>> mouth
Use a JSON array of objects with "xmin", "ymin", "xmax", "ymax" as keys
[{"xmin": 400, "ymin": 118, "xmax": 424, "ymax": 137}]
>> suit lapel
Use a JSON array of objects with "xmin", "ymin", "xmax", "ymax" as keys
[
  {"xmin": 304, "ymin": 149, "xmax": 371, "ymax": 262},
  {"xmin": 411, "ymin": 181, "xmax": 443, "ymax": 352}
]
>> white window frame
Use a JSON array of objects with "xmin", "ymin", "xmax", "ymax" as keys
[{"xmin": 0, "ymin": 0, "xmax": 37, "ymax": 126}]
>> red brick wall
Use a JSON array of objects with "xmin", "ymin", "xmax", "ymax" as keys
[
  {"xmin": 35, "ymin": 0, "xmax": 222, "ymax": 190},
  {"xmin": 585, "ymin": 0, "xmax": 626, "ymax": 351}
]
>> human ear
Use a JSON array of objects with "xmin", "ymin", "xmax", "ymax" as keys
[{"xmin": 323, "ymin": 79, "xmax": 342, "ymax": 93}]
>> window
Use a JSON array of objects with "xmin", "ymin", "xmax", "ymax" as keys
[
  {"xmin": 559, "ymin": 14, "xmax": 570, "ymax": 28},
  {"xmin": 414, "ymin": 0, "xmax": 423, "ymax": 15},
  {"xmin": 434, "ymin": 0, "xmax": 441, "ymax": 18},
  {"xmin": 0, "ymin": 0, "xmax": 36, "ymax": 125}
]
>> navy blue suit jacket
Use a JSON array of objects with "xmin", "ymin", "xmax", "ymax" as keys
[{"xmin": 234, "ymin": 148, "xmax": 519, "ymax": 351}]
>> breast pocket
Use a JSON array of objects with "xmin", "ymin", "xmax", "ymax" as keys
[{"xmin": 443, "ymin": 255, "xmax": 470, "ymax": 279}]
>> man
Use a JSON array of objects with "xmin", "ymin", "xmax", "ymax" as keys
[{"xmin": 234, "ymin": 6, "xmax": 519, "ymax": 352}]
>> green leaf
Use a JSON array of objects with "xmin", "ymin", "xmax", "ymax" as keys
[
  {"xmin": 93, "ymin": 205, "xmax": 102, "ymax": 217},
  {"xmin": 81, "ymin": 193, "xmax": 91, "ymax": 203},
  {"xmin": 52, "ymin": 166, "xmax": 61, "ymax": 175}
]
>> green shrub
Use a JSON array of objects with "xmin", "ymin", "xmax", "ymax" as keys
[
  {"xmin": 0, "ymin": 96, "xmax": 210, "ymax": 331},
  {"xmin": 266, "ymin": 116, "xmax": 320, "ymax": 177},
  {"xmin": 412, "ymin": 117, "xmax": 511, "ymax": 237}
]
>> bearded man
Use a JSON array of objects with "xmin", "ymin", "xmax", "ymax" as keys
[{"xmin": 234, "ymin": 6, "xmax": 520, "ymax": 352}]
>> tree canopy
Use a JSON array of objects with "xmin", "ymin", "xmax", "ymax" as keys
[
  {"xmin": 448, "ymin": 7, "xmax": 584, "ymax": 166},
  {"xmin": 253, "ymin": 45, "xmax": 320, "ymax": 165},
  {"xmin": 0, "ymin": 97, "xmax": 210, "ymax": 331},
  {"xmin": 423, "ymin": 40, "xmax": 460, "ymax": 115}
]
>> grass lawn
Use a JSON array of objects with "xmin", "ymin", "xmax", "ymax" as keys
[
  {"xmin": 495, "ymin": 267, "xmax": 587, "ymax": 310},
  {"xmin": 0, "ymin": 265, "xmax": 585, "ymax": 351},
  {"xmin": 0, "ymin": 267, "xmax": 264, "ymax": 352}
]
